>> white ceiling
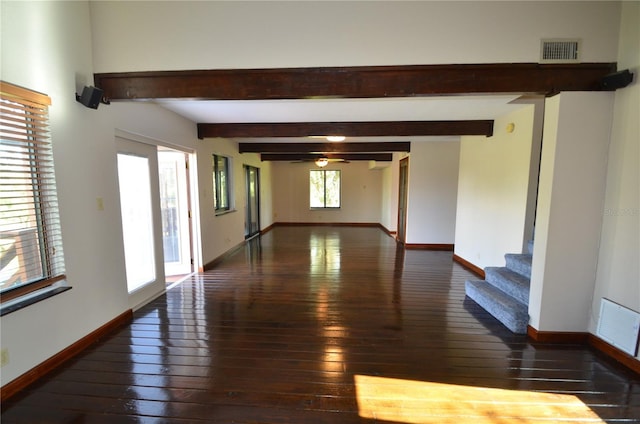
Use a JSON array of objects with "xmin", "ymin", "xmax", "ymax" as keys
[
  {"xmin": 156, "ymin": 94, "xmax": 529, "ymax": 143},
  {"xmin": 157, "ymin": 95, "xmax": 524, "ymax": 123}
]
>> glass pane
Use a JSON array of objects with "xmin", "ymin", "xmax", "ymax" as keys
[
  {"xmin": 214, "ymin": 155, "xmax": 229, "ymax": 210},
  {"xmin": 159, "ymin": 154, "xmax": 181, "ymax": 263},
  {"xmin": 309, "ymin": 170, "xmax": 325, "ymax": 208},
  {"xmin": 160, "ymin": 150, "xmax": 192, "ymax": 277},
  {"xmin": 246, "ymin": 166, "xmax": 260, "ymax": 236},
  {"xmin": 249, "ymin": 168, "xmax": 258, "ymax": 226},
  {"xmin": 117, "ymin": 154, "xmax": 156, "ymax": 292},
  {"xmin": 219, "ymin": 161, "xmax": 228, "ymax": 208},
  {"xmin": 0, "ymin": 141, "xmax": 44, "ymax": 291},
  {"xmin": 212, "ymin": 157, "xmax": 218, "ymax": 210},
  {"xmin": 325, "ymin": 170, "xmax": 341, "ymax": 208}
]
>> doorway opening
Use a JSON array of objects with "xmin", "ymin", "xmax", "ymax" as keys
[
  {"xmin": 397, "ymin": 157, "xmax": 409, "ymax": 244},
  {"xmin": 158, "ymin": 148, "xmax": 194, "ymax": 282}
]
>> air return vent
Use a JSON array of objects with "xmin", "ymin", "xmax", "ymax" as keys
[
  {"xmin": 540, "ymin": 39, "xmax": 581, "ymax": 63},
  {"xmin": 597, "ymin": 298, "xmax": 640, "ymax": 356}
]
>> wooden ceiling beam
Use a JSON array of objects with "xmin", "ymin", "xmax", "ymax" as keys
[
  {"xmin": 260, "ymin": 153, "xmax": 393, "ymax": 162},
  {"xmin": 197, "ymin": 120, "xmax": 493, "ymax": 139},
  {"xmin": 239, "ymin": 142, "xmax": 410, "ymax": 154},
  {"xmin": 94, "ymin": 63, "xmax": 617, "ymax": 101}
]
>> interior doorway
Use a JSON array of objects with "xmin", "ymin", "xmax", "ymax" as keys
[
  {"xmin": 158, "ymin": 148, "xmax": 194, "ymax": 279},
  {"xmin": 244, "ymin": 165, "xmax": 260, "ymax": 239},
  {"xmin": 397, "ymin": 157, "xmax": 409, "ymax": 244}
]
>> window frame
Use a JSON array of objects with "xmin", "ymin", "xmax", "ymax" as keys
[
  {"xmin": 0, "ymin": 81, "xmax": 66, "ymax": 306},
  {"xmin": 212, "ymin": 154, "xmax": 231, "ymax": 214},
  {"xmin": 309, "ymin": 169, "xmax": 341, "ymax": 210}
]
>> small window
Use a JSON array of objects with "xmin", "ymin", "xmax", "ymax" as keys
[
  {"xmin": 0, "ymin": 82, "xmax": 66, "ymax": 304},
  {"xmin": 213, "ymin": 154, "xmax": 231, "ymax": 213},
  {"xmin": 310, "ymin": 170, "xmax": 341, "ymax": 209}
]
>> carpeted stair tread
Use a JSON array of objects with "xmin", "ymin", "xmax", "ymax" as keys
[
  {"xmin": 504, "ymin": 253, "xmax": 532, "ymax": 279},
  {"xmin": 484, "ymin": 266, "xmax": 530, "ymax": 304},
  {"xmin": 465, "ymin": 280, "xmax": 529, "ymax": 334}
]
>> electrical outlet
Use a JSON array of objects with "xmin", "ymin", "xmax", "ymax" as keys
[{"xmin": 0, "ymin": 348, "xmax": 9, "ymax": 367}]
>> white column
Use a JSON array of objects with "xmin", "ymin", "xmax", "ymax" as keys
[{"xmin": 529, "ymin": 92, "xmax": 614, "ymax": 332}]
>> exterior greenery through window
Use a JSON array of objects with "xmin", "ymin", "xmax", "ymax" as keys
[
  {"xmin": 310, "ymin": 170, "xmax": 341, "ymax": 209},
  {"xmin": 0, "ymin": 82, "xmax": 66, "ymax": 303},
  {"xmin": 213, "ymin": 154, "xmax": 230, "ymax": 212}
]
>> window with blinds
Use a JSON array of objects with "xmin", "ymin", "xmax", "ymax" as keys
[{"xmin": 0, "ymin": 81, "xmax": 66, "ymax": 304}]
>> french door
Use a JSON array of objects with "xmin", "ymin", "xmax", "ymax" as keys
[
  {"xmin": 116, "ymin": 137, "xmax": 165, "ymax": 309},
  {"xmin": 158, "ymin": 149, "xmax": 193, "ymax": 277}
]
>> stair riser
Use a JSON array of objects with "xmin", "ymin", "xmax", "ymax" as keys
[
  {"xmin": 465, "ymin": 280, "xmax": 529, "ymax": 334},
  {"xmin": 485, "ymin": 268, "xmax": 530, "ymax": 304},
  {"xmin": 504, "ymin": 254, "xmax": 532, "ymax": 279}
]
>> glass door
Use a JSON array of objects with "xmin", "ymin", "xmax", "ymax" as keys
[
  {"xmin": 116, "ymin": 137, "xmax": 165, "ymax": 309},
  {"xmin": 158, "ymin": 149, "xmax": 193, "ymax": 278},
  {"xmin": 244, "ymin": 165, "xmax": 260, "ymax": 239}
]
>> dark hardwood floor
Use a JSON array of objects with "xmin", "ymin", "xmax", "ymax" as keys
[{"xmin": 2, "ymin": 226, "xmax": 639, "ymax": 423}]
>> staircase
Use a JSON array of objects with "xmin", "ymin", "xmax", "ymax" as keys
[{"xmin": 464, "ymin": 242, "xmax": 533, "ymax": 334}]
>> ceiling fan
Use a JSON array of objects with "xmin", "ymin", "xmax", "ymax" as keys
[{"xmin": 290, "ymin": 156, "xmax": 350, "ymax": 167}]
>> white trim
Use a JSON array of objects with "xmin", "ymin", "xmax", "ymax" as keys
[
  {"xmin": 115, "ymin": 128, "xmax": 203, "ymax": 276},
  {"xmin": 115, "ymin": 128, "xmax": 195, "ymax": 154}
]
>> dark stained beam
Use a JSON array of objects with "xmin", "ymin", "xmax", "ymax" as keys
[
  {"xmin": 260, "ymin": 153, "xmax": 393, "ymax": 162},
  {"xmin": 197, "ymin": 120, "xmax": 493, "ymax": 139},
  {"xmin": 239, "ymin": 142, "xmax": 410, "ymax": 154},
  {"xmin": 94, "ymin": 63, "xmax": 617, "ymax": 101}
]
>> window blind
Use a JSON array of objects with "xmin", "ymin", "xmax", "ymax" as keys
[{"xmin": 0, "ymin": 81, "xmax": 66, "ymax": 302}]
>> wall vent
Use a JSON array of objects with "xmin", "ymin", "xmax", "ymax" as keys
[
  {"xmin": 540, "ymin": 39, "xmax": 581, "ymax": 63},
  {"xmin": 596, "ymin": 298, "xmax": 640, "ymax": 356}
]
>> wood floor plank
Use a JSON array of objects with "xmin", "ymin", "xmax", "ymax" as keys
[{"xmin": 3, "ymin": 226, "xmax": 639, "ymax": 423}]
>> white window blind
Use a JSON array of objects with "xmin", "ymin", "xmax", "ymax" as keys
[{"xmin": 0, "ymin": 81, "xmax": 65, "ymax": 303}]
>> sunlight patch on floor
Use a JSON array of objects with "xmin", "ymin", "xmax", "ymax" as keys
[{"xmin": 354, "ymin": 374, "xmax": 605, "ymax": 423}]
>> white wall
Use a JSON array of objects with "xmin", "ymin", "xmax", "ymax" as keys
[
  {"xmin": 0, "ymin": 1, "xmax": 274, "ymax": 386},
  {"xmin": 590, "ymin": 2, "xmax": 639, "ymax": 353},
  {"xmin": 529, "ymin": 92, "xmax": 614, "ymax": 332},
  {"xmin": 197, "ymin": 139, "xmax": 273, "ymax": 263},
  {"xmin": 405, "ymin": 142, "xmax": 460, "ymax": 245},
  {"xmin": 271, "ymin": 161, "xmax": 382, "ymax": 224},
  {"xmin": 1, "ymin": 0, "xmax": 635, "ymax": 387},
  {"xmin": 89, "ymin": 1, "xmax": 620, "ymax": 71},
  {"xmin": 108, "ymin": 108, "xmax": 274, "ymax": 268},
  {"xmin": 0, "ymin": 1, "xmax": 130, "ymax": 385},
  {"xmin": 454, "ymin": 105, "xmax": 537, "ymax": 268}
]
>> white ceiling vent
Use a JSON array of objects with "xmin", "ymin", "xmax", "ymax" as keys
[{"xmin": 540, "ymin": 39, "xmax": 581, "ymax": 63}]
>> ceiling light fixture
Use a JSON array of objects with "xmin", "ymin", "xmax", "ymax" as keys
[
  {"xmin": 326, "ymin": 136, "xmax": 345, "ymax": 142},
  {"xmin": 315, "ymin": 158, "xmax": 329, "ymax": 168}
]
